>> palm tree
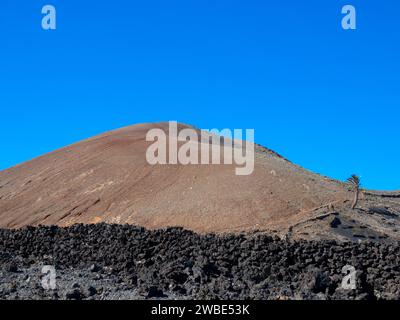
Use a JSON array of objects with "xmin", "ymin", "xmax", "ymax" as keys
[{"xmin": 347, "ymin": 174, "xmax": 361, "ymax": 210}]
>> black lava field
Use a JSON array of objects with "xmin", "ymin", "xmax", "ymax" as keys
[{"xmin": 1, "ymin": 224, "xmax": 400, "ymax": 300}]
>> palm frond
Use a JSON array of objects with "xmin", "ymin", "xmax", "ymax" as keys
[{"xmin": 347, "ymin": 174, "xmax": 360, "ymax": 188}]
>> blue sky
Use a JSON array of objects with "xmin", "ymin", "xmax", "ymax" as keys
[{"xmin": 0, "ymin": 0, "xmax": 399, "ymax": 190}]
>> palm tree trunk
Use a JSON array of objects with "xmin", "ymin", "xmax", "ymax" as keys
[{"xmin": 351, "ymin": 188, "xmax": 359, "ymax": 210}]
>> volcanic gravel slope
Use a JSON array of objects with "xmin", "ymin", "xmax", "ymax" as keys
[
  {"xmin": 1, "ymin": 122, "xmax": 400, "ymax": 240},
  {"xmin": 1, "ymin": 224, "xmax": 400, "ymax": 300}
]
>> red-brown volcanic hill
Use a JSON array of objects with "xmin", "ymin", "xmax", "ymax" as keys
[{"xmin": 0, "ymin": 122, "xmax": 351, "ymax": 234}]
